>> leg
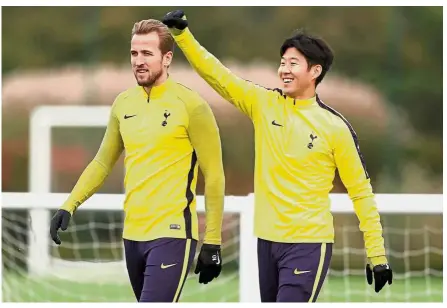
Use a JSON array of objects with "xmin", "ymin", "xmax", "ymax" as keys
[
  {"xmin": 276, "ymin": 243, "xmax": 332, "ymax": 302},
  {"xmin": 123, "ymin": 239, "xmax": 145, "ymax": 301},
  {"xmin": 257, "ymin": 238, "xmax": 279, "ymax": 302},
  {"xmin": 139, "ymin": 238, "xmax": 197, "ymax": 302}
]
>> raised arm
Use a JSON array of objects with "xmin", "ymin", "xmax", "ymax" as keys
[
  {"xmin": 163, "ymin": 10, "xmax": 268, "ymax": 120},
  {"xmin": 333, "ymin": 120, "xmax": 393, "ymax": 292},
  {"xmin": 50, "ymin": 104, "xmax": 124, "ymax": 245}
]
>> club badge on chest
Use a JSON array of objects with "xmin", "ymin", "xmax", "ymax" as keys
[{"xmin": 307, "ymin": 133, "xmax": 318, "ymax": 149}]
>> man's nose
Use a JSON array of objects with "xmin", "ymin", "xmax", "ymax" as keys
[
  {"xmin": 135, "ymin": 55, "xmax": 145, "ymax": 66},
  {"xmin": 280, "ymin": 64, "xmax": 291, "ymax": 73}
]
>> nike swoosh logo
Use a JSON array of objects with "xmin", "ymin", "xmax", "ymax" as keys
[
  {"xmin": 124, "ymin": 114, "xmax": 136, "ymax": 119},
  {"xmin": 294, "ymin": 269, "xmax": 311, "ymax": 275},
  {"xmin": 271, "ymin": 120, "xmax": 283, "ymax": 127},
  {"xmin": 161, "ymin": 263, "xmax": 177, "ymax": 269}
]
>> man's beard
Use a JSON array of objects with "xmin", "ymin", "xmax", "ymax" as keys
[{"xmin": 134, "ymin": 68, "xmax": 163, "ymax": 87}]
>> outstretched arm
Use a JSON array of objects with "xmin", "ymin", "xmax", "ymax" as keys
[{"xmin": 163, "ymin": 10, "xmax": 268, "ymax": 120}]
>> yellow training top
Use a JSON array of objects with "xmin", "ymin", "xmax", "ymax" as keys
[
  {"xmin": 61, "ymin": 77, "xmax": 225, "ymax": 245},
  {"xmin": 172, "ymin": 28, "xmax": 386, "ymax": 259}
]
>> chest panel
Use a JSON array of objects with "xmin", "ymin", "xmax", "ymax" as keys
[
  {"xmin": 118, "ymin": 100, "xmax": 189, "ymax": 152},
  {"xmin": 258, "ymin": 103, "xmax": 334, "ymax": 168}
]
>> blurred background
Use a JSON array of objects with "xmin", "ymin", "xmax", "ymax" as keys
[{"xmin": 1, "ymin": 6, "xmax": 443, "ymax": 303}]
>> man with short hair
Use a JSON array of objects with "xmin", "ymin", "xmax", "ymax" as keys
[
  {"xmin": 162, "ymin": 10, "xmax": 392, "ymax": 302},
  {"xmin": 50, "ymin": 19, "xmax": 225, "ymax": 302}
]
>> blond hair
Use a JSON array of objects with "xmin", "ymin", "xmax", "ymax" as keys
[{"xmin": 131, "ymin": 19, "xmax": 174, "ymax": 55}]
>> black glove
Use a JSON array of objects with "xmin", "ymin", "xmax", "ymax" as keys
[
  {"xmin": 194, "ymin": 244, "xmax": 222, "ymax": 284},
  {"xmin": 366, "ymin": 263, "xmax": 393, "ymax": 293},
  {"xmin": 162, "ymin": 10, "xmax": 188, "ymax": 30},
  {"xmin": 50, "ymin": 209, "xmax": 71, "ymax": 245}
]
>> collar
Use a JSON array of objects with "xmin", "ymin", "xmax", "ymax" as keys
[
  {"xmin": 140, "ymin": 76, "xmax": 174, "ymax": 100},
  {"xmin": 291, "ymin": 95, "xmax": 317, "ymax": 108}
]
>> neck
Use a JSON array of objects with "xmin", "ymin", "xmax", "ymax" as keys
[
  {"xmin": 291, "ymin": 87, "xmax": 316, "ymax": 100},
  {"xmin": 143, "ymin": 72, "xmax": 168, "ymax": 95}
]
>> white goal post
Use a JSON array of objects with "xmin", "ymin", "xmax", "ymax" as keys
[{"xmin": 2, "ymin": 105, "xmax": 443, "ymax": 302}]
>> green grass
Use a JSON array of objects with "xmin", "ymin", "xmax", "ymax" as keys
[{"xmin": 2, "ymin": 272, "xmax": 442, "ymax": 302}]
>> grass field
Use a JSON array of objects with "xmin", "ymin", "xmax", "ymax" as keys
[{"xmin": 2, "ymin": 272, "xmax": 442, "ymax": 302}]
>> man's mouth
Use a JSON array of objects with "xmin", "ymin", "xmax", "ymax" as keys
[
  {"xmin": 283, "ymin": 78, "xmax": 294, "ymax": 84},
  {"xmin": 136, "ymin": 69, "xmax": 149, "ymax": 74}
]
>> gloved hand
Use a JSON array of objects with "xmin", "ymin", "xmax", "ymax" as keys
[
  {"xmin": 50, "ymin": 209, "xmax": 72, "ymax": 245},
  {"xmin": 366, "ymin": 258, "xmax": 393, "ymax": 293},
  {"xmin": 194, "ymin": 244, "xmax": 222, "ymax": 284},
  {"xmin": 162, "ymin": 10, "xmax": 188, "ymax": 33}
]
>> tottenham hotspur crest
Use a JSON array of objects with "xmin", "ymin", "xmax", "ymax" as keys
[
  {"xmin": 162, "ymin": 110, "xmax": 171, "ymax": 127},
  {"xmin": 307, "ymin": 133, "xmax": 317, "ymax": 149}
]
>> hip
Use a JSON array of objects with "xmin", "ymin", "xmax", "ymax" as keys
[
  {"xmin": 254, "ymin": 222, "xmax": 335, "ymax": 244},
  {"xmin": 123, "ymin": 209, "xmax": 198, "ymax": 242}
]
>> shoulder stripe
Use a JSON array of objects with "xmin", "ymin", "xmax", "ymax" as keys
[
  {"xmin": 241, "ymin": 78, "xmax": 287, "ymax": 98},
  {"xmin": 316, "ymin": 96, "xmax": 370, "ymax": 179},
  {"xmin": 175, "ymin": 82, "xmax": 193, "ymax": 91},
  {"xmin": 271, "ymin": 87, "xmax": 286, "ymax": 98}
]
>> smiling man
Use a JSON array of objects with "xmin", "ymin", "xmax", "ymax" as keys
[
  {"xmin": 162, "ymin": 10, "xmax": 393, "ymax": 302},
  {"xmin": 49, "ymin": 19, "xmax": 225, "ymax": 302}
]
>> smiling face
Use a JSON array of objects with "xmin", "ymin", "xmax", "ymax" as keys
[
  {"xmin": 130, "ymin": 32, "xmax": 172, "ymax": 87},
  {"xmin": 278, "ymin": 47, "xmax": 322, "ymax": 99}
]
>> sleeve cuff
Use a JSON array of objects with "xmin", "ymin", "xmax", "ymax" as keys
[
  {"xmin": 203, "ymin": 237, "xmax": 222, "ymax": 246},
  {"xmin": 60, "ymin": 203, "xmax": 76, "ymax": 215},
  {"xmin": 369, "ymin": 255, "xmax": 388, "ymax": 266},
  {"xmin": 171, "ymin": 27, "xmax": 192, "ymax": 43}
]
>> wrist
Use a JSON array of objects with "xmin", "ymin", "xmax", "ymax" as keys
[
  {"xmin": 202, "ymin": 243, "xmax": 221, "ymax": 251},
  {"xmin": 369, "ymin": 256, "xmax": 388, "ymax": 266},
  {"xmin": 60, "ymin": 204, "xmax": 74, "ymax": 215},
  {"xmin": 203, "ymin": 236, "xmax": 221, "ymax": 246},
  {"xmin": 171, "ymin": 27, "xmax": 191, "ymax": 42},
  {"xmin": 170, "ymin": 28, "xmax": 185, "ymax": 36}
]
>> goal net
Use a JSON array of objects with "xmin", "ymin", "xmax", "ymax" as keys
[
  {"xmin": 1, "ymin": 106, "xmax": 443, "ymax": 303},
  {"xmin": 2, "ymin": 192, "xmax": 443, "ymax": 302},
  {"xmin": 2, "ymin": 193, "xmax": 246, "ymax": 302}
]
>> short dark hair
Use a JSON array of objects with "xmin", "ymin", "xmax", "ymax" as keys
[{"xmin": 280, "ymin": 29, "xmax": 334, "ymax": 86}]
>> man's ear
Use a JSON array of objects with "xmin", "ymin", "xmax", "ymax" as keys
[
  {"xmin": 163, "ymin": 51, "xmax": 173, "ymax": 67},
  {"xmin": 313, "ymin": 65, "xmax": 322, "ymax": 80}
]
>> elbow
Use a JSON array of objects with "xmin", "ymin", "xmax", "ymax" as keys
[
  {"xmin": 210, "ymin": 173, "xmax": 226, "ymax": 189},
  {"xmin": 350, "ymin": 193, "xmax": 374, "ymax": 203},
  {"xmin": 346, "ymin": 183, "xmax": 374, "ymax": 202},
  {"xmin": 204, "ymin": 172, "xmax": 225, "ymax": 194},
  {"xmin": 91, "ymin": 159, "xmax": 111, "ymax": 176}
]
